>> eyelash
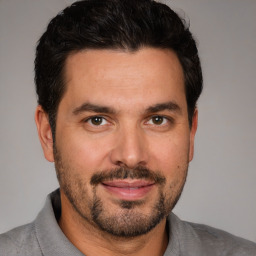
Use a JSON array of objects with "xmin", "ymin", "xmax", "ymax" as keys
[
  {"xmin": 84, "ymin": 115, "xmax": 174, "ymax": 127},
  {"xmin": 146, "ymin": 115, "xmax": 174, "ymax": 126},
  {"xmin": 84, "ymin": 116, "xmax": 109, "ymax": 126}
]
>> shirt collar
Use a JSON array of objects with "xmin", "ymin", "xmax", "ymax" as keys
[{"xmin": 35, "ymin": 189, "xmax": 84, "ymax": 256}]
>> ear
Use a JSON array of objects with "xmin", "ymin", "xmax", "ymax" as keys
[
  {"xmin": 35, "ymin": 105, "xmax": 54, "ymax": 162},
  {"xmin": 189, "ymin": 109, "xmax": 198, "ymax": 162}
]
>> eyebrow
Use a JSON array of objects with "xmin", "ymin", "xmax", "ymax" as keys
[
  {"xmin": 73, "ymin": 101, "xmax": 182, "ymax": 116},
  {"xmin": 73, "ymin": 103, "xmax": 116, "ymax": 115},
  {"xmin": 145, "ymin": 101, "xmax": 182, "ymax": 114}
]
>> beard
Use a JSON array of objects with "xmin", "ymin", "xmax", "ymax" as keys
[
  {"xmin": 89, "ymin": 167, "xmax": 169, "ymax": 237},
  {"xmin": 54, "ymin": 146, "xmax": 188, "ymax": 238},
  {"xmin": 91, "ymin": 187, "xmax": 167, "ymax": 237}
]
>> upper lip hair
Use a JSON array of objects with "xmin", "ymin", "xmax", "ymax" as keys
[{"xmin": 101, "ymin": 180, "xmax": 155, "ymax": 188}]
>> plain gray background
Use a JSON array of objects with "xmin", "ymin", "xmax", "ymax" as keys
[{"xmin": 0, "ymin": 0, "xmax": 256, "ymax": 243}]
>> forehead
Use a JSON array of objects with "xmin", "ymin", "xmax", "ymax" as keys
[{"xmin": 61, "ymin": 48, "xmax": 186, "ymax": 111}]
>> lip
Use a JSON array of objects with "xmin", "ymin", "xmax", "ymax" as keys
[{"xmin": 101, "ymin": 179, "xmax": 155, "ymax": 201}]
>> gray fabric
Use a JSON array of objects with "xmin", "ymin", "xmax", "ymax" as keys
[{"xmin": 0, "ymin": 190, "xmax": 256, "ymax": 256}]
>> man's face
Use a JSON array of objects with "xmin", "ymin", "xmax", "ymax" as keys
[{"xmin": 44, "ymin": 48, "xmax": 197, "ymax": 237}]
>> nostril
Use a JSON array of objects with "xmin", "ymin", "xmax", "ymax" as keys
[
  {"xmin": 115, "ymin": 161, "xmax": 126, "ymax": 167},
  {"xmin": 114, "ymin": 160, "xmax": 147, "ymax": 169},
  {"xmin": 109, "ymin": 131, "xmax": 149, "ymax": 169}
]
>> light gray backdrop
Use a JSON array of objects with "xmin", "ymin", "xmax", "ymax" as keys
[{"xmin": 0, "ymin": 0, "xmax": 255, "ymax": 242}]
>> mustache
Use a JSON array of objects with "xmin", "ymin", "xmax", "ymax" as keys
[{"xmin": 90, "ymin": 166, "xmax": 166, "ymax": 186}]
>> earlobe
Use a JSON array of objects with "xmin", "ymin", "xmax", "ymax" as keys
[
  {"xmin": 35, "ymin": 105, "xmax": 54, "ymax": 162},
  {"xmin": 189, "ymin": 109, "xmax": 198, "ymax": 162}
]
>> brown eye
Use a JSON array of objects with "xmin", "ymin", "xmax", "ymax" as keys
[
  {"xmin": 88, "ymin": 116, "xmax": 106, "ymax": 126},
  {"xmin": 152, "ymin": 116, "xmax": 164, "ymax": 125}
]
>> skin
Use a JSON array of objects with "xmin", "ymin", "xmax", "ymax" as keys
[{"xmin": 35, "ymin": 48, "xmax": 198, "ymax": 256}]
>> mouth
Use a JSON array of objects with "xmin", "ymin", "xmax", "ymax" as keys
[{"xmin": 101, "ymin": 179, "xmax": 155, "ymax": 201}]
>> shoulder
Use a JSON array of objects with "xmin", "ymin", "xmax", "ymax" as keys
[
  {"xmin": 168, "ymin": 213, "xmax": 256, "ymax": 256},
  {"xmin": 189, "ymin": 221, "xmax": 256, "ymax": 255},
  {"xmin": 0, "ymin": 222, "xmax": 42, "ymax": 256}
]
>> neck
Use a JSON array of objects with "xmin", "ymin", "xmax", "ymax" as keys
[{"xmin": 59, "ymin": 193, "xmax": 168, "ymax": 256}]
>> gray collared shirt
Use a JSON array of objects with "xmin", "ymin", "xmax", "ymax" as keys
[{"xmin": 1, "ymin": 189, "xmax": 256, "ymax": 256}]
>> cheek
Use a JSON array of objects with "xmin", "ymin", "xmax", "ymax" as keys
[
  {"xmin": 150, "ymin": 133, "xmax": 190, "ymax": 162},
  {"xmin": 155, "ymin": 138, "xmax": 190, "ymax": 195},
  {"xmin": 58, "ymin": 129, "xmax": 112, "ymax": 172},
  {"xmin": 148, "ymin": 133, "xmax": 190, "ymax": 183}
]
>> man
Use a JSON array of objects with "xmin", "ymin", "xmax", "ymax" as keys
[{"xmin": 0, "ymin": 0, "xmax": 255, "ymax": 255}]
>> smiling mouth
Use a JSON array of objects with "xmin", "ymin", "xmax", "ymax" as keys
[{"xmin": 101, "ymin": 179, "xmax": 155, "ymax": 200}]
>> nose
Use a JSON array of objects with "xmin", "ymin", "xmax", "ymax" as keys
[{"xmin": 109, "ymin": 124, "xmax": 149, "ymax": 169}]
